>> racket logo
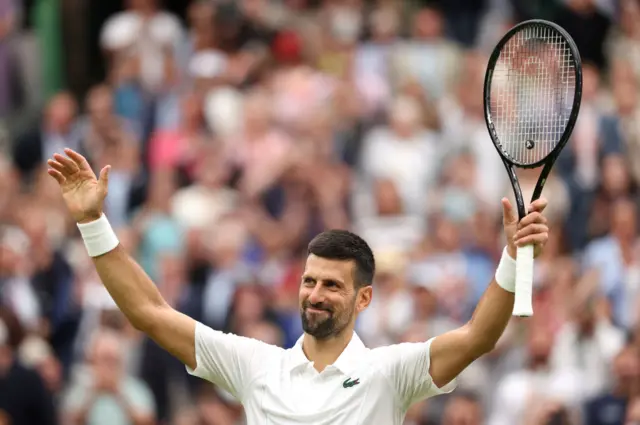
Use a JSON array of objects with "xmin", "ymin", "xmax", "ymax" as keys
[{"xmin": 525, "ymin": 140, "xmax": 535, "ymax": 150}]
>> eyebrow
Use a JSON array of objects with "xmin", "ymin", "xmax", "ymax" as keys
[{"xmin": 301, "ymin": 274, "xmax": 345, "ymax": 286}]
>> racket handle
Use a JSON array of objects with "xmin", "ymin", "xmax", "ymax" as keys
[{"xmin": 513, "ymin": 244, "xmax": 534, "ymax": 317}]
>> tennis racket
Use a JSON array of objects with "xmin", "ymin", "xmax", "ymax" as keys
[{"xmin": 483, "ymin": 20, "xmax": 582, "ymax": 317}]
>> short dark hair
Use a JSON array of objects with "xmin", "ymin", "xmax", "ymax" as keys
[{"xmin": 307, "ymin": 230, "xmax": 375, "ymax": 288}]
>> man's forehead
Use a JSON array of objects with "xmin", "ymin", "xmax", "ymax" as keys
[{"xmin": 303, "ymin": 254, "xmax": 355, "ymax": 280}]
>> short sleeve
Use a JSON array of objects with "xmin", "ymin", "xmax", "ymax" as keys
[
  {"xmin": 375, "ymin": 338, "xmax": 457, "ymax": 409},
  {"xmin": 186, "ymin": 321, "xmax": 281, "ymax": 401}
]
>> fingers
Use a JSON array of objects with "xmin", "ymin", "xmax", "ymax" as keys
[
  {"xmin": 47, "ymin": 149, "xmax": 94, "ymax": 181},
  {"xmin": 47, "ymin": 168, "xmax": 66, "ymax": 185},
  {"xmin": 515, "ymin": 232, "xmax": 548, "ymax": 247},
  {"xmin": 514, "ymin": 224, "xmax": 548, "ymax": 241},
  {"xmin": 98, "ymin": 165, "xmax": 111, "ymax": 194},
  {"xmin": 52, "ymin": 153, "xmax": 78, "ymax": 173},
  {"xmin": 528, "ymin": 197, "xmax": 548, "ymax": 213},
  {"xmin": 47, "ymin": 159, "xmax": 66, "ymax": 174},
  {"xmin": 518, "ymin": 211, "xmax": 547, "ymax": 228},
  {"xmin": 501, "ymin": 197, "xmax": 517, "ymax": 225},
  {"xmin": 64, "ymin": 148, "xmax": 92, "ymax": 171}
]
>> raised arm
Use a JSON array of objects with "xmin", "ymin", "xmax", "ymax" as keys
[
  {"xmin": 90, "ymin": 245, "xmax": 197, "ymax": 368},
  {"xmin": 428, "ymin": 197, "xmax": 549, "ymax": 388},
  {"xmin": 47, "ymin": 149, "xmax": 197, "ymax": 369}
]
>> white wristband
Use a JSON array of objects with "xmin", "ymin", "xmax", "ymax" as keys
[
  {"xmin": 77, "ymin": 214, "xmax": 119, "ymax": 257},
  {"xmin": 495, "ymin": 247, "xmax": 516, "ymax": 293}
]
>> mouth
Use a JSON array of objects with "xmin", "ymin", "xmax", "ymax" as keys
[{"xmin": 306, "ymin": 307, "xmax": 331, "ymax": 314}]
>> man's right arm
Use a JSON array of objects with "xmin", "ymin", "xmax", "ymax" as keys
[
  {"xmin": 91, "ymin": 244, "xmax": 197, "ymax": 370},
  {"xmin": 90, "ymin": 243, "xmax": 275, "ymax": 400},
  {"xmin": 48, "ymin": 148, "xmax": 273, "ymax": 398}
]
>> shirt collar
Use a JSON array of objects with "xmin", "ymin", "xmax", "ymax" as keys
[{"xmin": 289, "ymin": 332, "xmax": 367, "ymax": 375}]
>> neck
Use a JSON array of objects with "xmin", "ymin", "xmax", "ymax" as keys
[{"xmin": 302, "ymin": 328, "xmax": 353, "ymax": 372}]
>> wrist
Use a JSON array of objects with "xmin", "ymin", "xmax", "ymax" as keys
[
  {"xmin": 495, "ymin": 246, "xmax": 516, "ymax": 293},
  {"xmin": 78, "ymin": 213, "xmax": 103, "ymax": 224},
  {"xmin": 77, "ymin": 214, "xmax": 119, "ymax": 257}
]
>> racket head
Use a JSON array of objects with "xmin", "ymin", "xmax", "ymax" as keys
[{"xmin": 483, "ymin": 19, "xmax": 583, "ymax": 169}]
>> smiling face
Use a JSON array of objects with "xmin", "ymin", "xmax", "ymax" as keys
[{"xmin": 299, "ymin": 254, "xmax": 372, "ymax": 340}]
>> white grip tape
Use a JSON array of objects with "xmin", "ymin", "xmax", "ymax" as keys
[
  {"xmin": 77, "ymin": 214, "xmax": 119, "ymax": 257},
  {"xmin": 513, "ymin": 244, "xmax": 534, "ymax": 317}
]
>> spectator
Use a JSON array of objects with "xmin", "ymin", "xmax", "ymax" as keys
[
  {"xmin": 612, "ymin": 77, "xmax": 640, "ymax": 186},
  {"xmin": 587, "ymin": 154, "xmax": 637, "ymax": 240},
  {"xmin": 360, "ymin": 95, "xmax": 441, "ymax": 216},
  {"xmin": 62, "ymin": 328, "xmax": 155, "ymax": 425},
  {"xmin": 100, "ymin": 0, "xmax": 183, "ymax": 95},
  {"xmin": 0, "ymin": 225, "xmax": 41, "ymax": 331},
  {"xmin": 352, "ymin": 178, "xmax": 425, "ymax": 257},
  {"xmin": 584, "ymin": 343, "xmax": 640, "ymax": 425},
  {"xmin": 488, "ymin": 322, "xmax": 583, "ymax": 425},
  {"xmin": 553, "ymin": 0, "xmax": 612, "ymax": 70},
  {"xmin": 0, "ymin": 308, "xmax": 58, "ymax": 425},
  {"xmin": 392, "ymin": 6, "xmax": 463, "ymax": 101},
  {"xmin": 131, "ymin": 168, "xmax": 184, "ymax": 282},
  {"xmin": 607, "ymin": 0, "xmax": 640, "ymax": 87},
  {"xmin": 626, "ymin": 396, "xmax": 640, "ymax": 425},
  {"xmin": 352, "ymin": 5, "xmax": 398, "ymax": 116},
  {"xmin": 582, "ymin": 198, "xmax": 640, "ymax": 330},
  {"xmin": 148, "ymin": 92, "xmax": 212, "ymax": 183},
  {"xmin": 551, "ymin": 273, "xmax": 626, "ymax": 400},
  {"xmin": 357, "ymin": 251, "xmax": 413, "ymax": 347},
  {"xmin": 0, "ymin": 0, "xmax": 18, "ymax": 117},
  {"xmin": 18, "ymin": 335, "xmax": 64, "ymax": 395},
  {"xmin": 441, "ymin": 391, "xmax": 484, "ymax": 425},
  {"xmin": 12, "ymin": 92, "xmax": 80, "ymax": 182}
]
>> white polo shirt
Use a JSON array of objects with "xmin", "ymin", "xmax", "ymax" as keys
[{"xmin": 186, "ymin": 322, "xmax": 456, "ymax": 425}]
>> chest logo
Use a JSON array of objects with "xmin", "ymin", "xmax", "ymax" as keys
[{"xmin": 343, "ymin": 377, "xmax": 360, "ymax": 388}]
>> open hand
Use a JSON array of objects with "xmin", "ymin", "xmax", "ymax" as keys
[
  {"xmin": 502, "ymin": 197, "xmax": 549, "ymax": 259},
  {"xmin": 47, "ymin": 148, "xmax": 110, "ymax": 224}
]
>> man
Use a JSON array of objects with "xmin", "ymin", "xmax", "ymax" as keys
[
  {"xmin": 62, "ymin": 328, "xmax": 155, "ymax": 425},
  {"xmin": 442, "ymin": 391, "xmax": 484, "ymax": 425},
  {"xmin": 12, "ymin": 92, "xmax": 81, "ymax": 182},
  {"xmin": 47, "ymin": 148, "xmax": 549, "ymax": 424},
  {"xmin": 0, "ymin": 308, "xmax": 58, "ymax": 425},
  {"xmin": 584, "ymin": 343, "xmax": 640, "ymax": 425}
]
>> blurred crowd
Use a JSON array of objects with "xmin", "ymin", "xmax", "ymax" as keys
[{"xmin": 1, "ymin": 0, "xmax": 640, "ymax": 424}]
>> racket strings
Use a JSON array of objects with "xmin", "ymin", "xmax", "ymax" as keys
[{"xmin": 491, "ymin": 24, "xmax": 576, "ymax": 166}]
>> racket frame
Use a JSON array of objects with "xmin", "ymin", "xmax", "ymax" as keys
[{"xmin": 482, "ymin": 19, "xmax": 583, "ymax": 316}]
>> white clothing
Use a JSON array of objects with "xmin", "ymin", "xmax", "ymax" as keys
[{"xmin": 186, "ymin": 322, "xmax": 455, "ymax": 425}]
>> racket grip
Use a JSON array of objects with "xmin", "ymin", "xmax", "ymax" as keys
[{"xmin": 513, "ymin": 244, "xmax": 534, "ymax": 317}]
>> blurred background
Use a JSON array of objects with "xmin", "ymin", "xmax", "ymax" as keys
[{"xmin": 0, "ymin": 0, "xmax": 640, "ymax": 424}]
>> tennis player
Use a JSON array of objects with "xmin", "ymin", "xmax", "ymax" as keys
[{"xmin": 48, "ymin": 148, "xmax": 549, "ymax": 425}]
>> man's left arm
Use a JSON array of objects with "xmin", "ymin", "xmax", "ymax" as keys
[{"xmin": 429, "ymin": 197, "xmax": 549, "ymax": 388}]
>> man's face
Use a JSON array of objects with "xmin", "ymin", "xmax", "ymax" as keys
[
  {"xmin": 442, "ymin": 397, "xmax": 482, "ymax": 425},
  {"xmin": 299, "ymin": 255, "xmax": 371, "ymax": 339}
]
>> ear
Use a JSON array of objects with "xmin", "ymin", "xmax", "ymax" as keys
[{"xmin": 356, "ymin": 286, "xmax": 373, "ymax": 313}]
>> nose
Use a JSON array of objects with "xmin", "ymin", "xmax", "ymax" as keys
[{"xmin": 307, "ymin": 285, "xmax": 325, "ymax": 305}]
